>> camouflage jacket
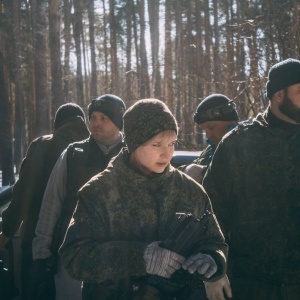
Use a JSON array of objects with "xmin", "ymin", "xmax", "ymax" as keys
[
  {"xmin": 60, "ymin": 148, "xmax": 227, "ymax": 299},
  {"xmin": 192, "ymin": 121, "xmax": 250, "ymax": 168},
  {"xmin": 203, "ymin": 108, "xmax": 300, "ymax": 284}
]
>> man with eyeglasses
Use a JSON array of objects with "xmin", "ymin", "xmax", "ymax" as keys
[{"xmin": 181, "ymin": 94, "xmax": 244, "ymax": 183}]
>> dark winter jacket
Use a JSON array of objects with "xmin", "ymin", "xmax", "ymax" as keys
[
  {"xmin": 193, "ymin": 121, "xmax": 250, "ymax": 168},
  {"xmin": 193, "ymin": 143, "xmax": 215, "ymax": 167},
  {"xmin": 52, "ymin": 136, "xmax": 125, "ymax": 252},
  {"xmin": 1, "ymin": 116, "xmax": 89, "ymax": 242},
  {"xmin": 60, "ymin": 148, "xmax": 228, "ymax": 299},
  {"xmin": 203, "ymin": 108, "xmax": 300, "ymax": 284}
]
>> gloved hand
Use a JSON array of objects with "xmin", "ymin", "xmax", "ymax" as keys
[
  {"xmin": 184, "ymin": 164, "xmax": 206, "ymax": 183},
  {"xmin": 32, "ymin": 256, "xmax": 57, "ymax": 285},
  {"xmin": 143, "ymin": 241, "xmax": 185, "ymax": 278},
  {"xmin": 182, "ymin": 253, "xmax": 217, "ymax": 278},
  {"xmin": 204, "ymin": 275, "xmax": 232, "ymax": 300}
]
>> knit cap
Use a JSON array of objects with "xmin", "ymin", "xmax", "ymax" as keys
[
  {"xmin": 123, "ymin": 99, "xmax": 178, "ymax": 153},
  {"xmin": 88, "ymin": 94, "xmax": 126, "ymax": 130},
  {"xmin": 266, "ymin": 58, "xmax": 300, "ymax": 99},
  {"xmin": 54, "ymin": 103, "xmax": 85, "ymax": 130},
  {"xmin": 193, "ymin": 94, "xmax": 239, "ymax": 124}
]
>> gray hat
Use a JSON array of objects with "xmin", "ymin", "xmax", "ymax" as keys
[
  {"xmin": 266, "ymin": 58, "xmax": 300, "ymax": 99},
  {"xmin": 193, "ymin": 94, "xmax": 239, "ymax": 124},
  {"xmin": 123, "ymin": 99, "xmax": 178, "ymax": 153},
  {"xmin": 88, "ymin": 94, "xmax": 126, "ymax": 130}
]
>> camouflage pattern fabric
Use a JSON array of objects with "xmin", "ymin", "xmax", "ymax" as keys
[
  {"xmin": 203, "ymin": 108, "xmax": 300, "ymax": 284},
  {"xmin": 60, "ymin": 148, "xmax": 227, "ymax": 299},
  {"xmin": 192, "ymin": 145, "xmax": 214, "ymax": 167}
]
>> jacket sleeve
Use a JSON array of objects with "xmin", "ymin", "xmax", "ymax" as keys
[
  {"xmin": 203, "ymin": 141, "xmax": 233, "ymax": 238},
  {"xmin": 59, "ymin": 190, "xmax": 148, "ymax": 283},
  {"xmin": 2, "ymin": 138, "xmax": 46, "ymax": 238},
  {"xmin": 181, "ymin": 178, "xmax": 228, "ymax": 281},
  {"xmin": 32, "ymin": 150, "xmax": 68, "ymax": 260}
]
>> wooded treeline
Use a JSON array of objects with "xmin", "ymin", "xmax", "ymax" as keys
[{"xmin": 0, "ymin": 0, "xmax": 299, "ymax": 185}]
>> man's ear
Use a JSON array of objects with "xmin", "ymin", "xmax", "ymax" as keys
[{"xmin": 273, "ymin": 90, "xmax": 284, "ymax": 104}]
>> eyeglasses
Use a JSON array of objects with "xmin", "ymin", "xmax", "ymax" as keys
[{"xmin": 193, "ymin": 101, "xmax": 236, "ymax": 124}]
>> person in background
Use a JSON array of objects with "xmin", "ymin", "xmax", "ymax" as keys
[
  {"xmin": 0, "ymin": 103, "xmax": 89, "ymax": 300},
  {"xmin": 32, "ymin": 94, "xmax": 126, "ymax": 300},
  {"xmin": 59, "ymin": 98, "xmax": 229, "ymax": 300},
  {"xmin": 203, "ymin": 58, "xmax": 300, "ymax": 300},
  {"xmin": 180, "ymin": 94, "xmax": 241, "ymax": 183}
]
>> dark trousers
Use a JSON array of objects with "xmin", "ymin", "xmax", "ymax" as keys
[
  {"xmin": 21, "ymin": 240, "xmax": 56, "ymax": 300},
  {"xmin": 230, "ymin": 276, "xmax": 300, "ymax": 300},
  {"xmin": 83, "ymin": 279, "xmax": 208, "ymax": 300}
]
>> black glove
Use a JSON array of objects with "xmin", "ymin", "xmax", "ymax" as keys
[
  {"xmin": 32, "ymin": 255, "xmax": 57, "ymax": 285},
  {"xmin": 32, "ymin": 256, "xmax": 56, "ymax": 299}
]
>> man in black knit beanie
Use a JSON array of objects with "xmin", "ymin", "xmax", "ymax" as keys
[{"xmin": 203, "ymin": 58, "xmax": 300, "ymax": 300}]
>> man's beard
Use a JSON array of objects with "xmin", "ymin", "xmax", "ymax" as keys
[{"xmin": 279, "ymin": 94, "xmax": 300, "ymax": 123}]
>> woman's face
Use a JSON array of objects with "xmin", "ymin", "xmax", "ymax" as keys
[{"xmin": 130, "ymin": 130, "xmax": 177, "ymax": 175}]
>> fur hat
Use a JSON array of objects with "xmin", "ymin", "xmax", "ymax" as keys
[
  {"xmin": 54, "ymin": 103, "xmax": 85, "ymax": 130},
  {"xmin": 193, "ymin": 94, "xmax": 239, "ymax": 124},
  {"xmin": 123, "ymin": 99, "xmax": 178, "ymax": 153},
  {"xmin": 88, "ymin": 94, "xmax": 126, "ymax": 130},
  {"xmin": 266, "ymin": 58, "xmax": 300, "ymax": 99}
]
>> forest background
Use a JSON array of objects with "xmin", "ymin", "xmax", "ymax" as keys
[{"xmin": 0, "ymin": 0, "xmax": 299, "ymax": 185}]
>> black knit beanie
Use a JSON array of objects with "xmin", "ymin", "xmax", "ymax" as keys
[
  {"xmin": 266, "ymin": 58, "xmax": 300, "ymax": 100},
  {"xmin": 193, "ymin": 94, "xmax": 239, "ymax": 124},
  {"xmin": 88, "ymin": 94, "xmax": 126, "ymax": 130},
  {"xmin": 123, "ymin": 99, "xmax": 178, "ymax": 153},
  {"xmin": 54, "ymin": 103, "xmax": 85, "ymax": 130}
]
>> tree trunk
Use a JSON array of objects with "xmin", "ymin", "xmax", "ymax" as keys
[
  {"xmin": 203, "ymin": 0, "xmax": 212, "ymax": 94},
  {"xmin": 132, "ymin": 1, "xmax": 140, "ymax": 99},
  {"xmin": 174, "ymin": 0, "xmax": 183, "ymax": 141},
  {"xmin": 14, "ymin": 0, "xmax": 26, "ymax": 171},
  {"xmin": 163, "ymin": 0, "xmax": 174, "ymax": 109},
  {"xmin": 49, "ymin": 0, "xmax": 64, "ymax": 116},
  {"xmin": 195, "ymin": 0, "xmax": 204, "ymax": 98},
  {"xmin": 185, "ymin": 1, "xmax": 195, "ymax": 147},
  {"xmin": 212, "ymin": 0, "xmax": 221, "ymax": 90},
  {"xmin": 34, "ymin": 0, "xmax": 50, "ymax": 136},
  {"xmin": 102, "ymin": 0, "xmax": 109, "ymax": 91},
  {"xmin": 138, "ymin": 0, "xmax": 150, "ymax": 99},
  {"xmin": 87, "ymin": 0, "xmax": 97, "ymax": 98},
  {"xmin": 109, "ymin": 0, "xmax": 119, "ymax": 94},
  {"xmin": 236, "ymin": 0, "xmax": 247, "ymax": 118},
  {"xmin": 0, "ymin": 51, "xmax": 15, "ymax": 185},
  {"xmin": 125, "ymin": 0, "xmax": 133, "ymax": 101},
  {"xmin": 148, "ymin": 0, "xmax": 161, "ymax": 98},
  {"xmin": 73, "ymin": 0, "xmax": 84, "ymax": 106},
  {"xmin": 63, "ymin": 0, "xmax": 72, "ymax": 103},
  {"xmin": 225, "ymin": 0, "xmax": 234, "ymax": 98}
]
